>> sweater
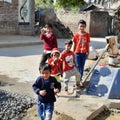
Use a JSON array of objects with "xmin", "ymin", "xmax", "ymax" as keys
[
  {"xmin": 32, "ymin": 76, "xmax": 61, "ymax": 103},
  {"xmin": 40, "ymin": 33, "xmax": 58, "ymax": 50}
]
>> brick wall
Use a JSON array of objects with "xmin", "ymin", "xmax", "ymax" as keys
[
  {"xmin": 0, "ymin": 0, "xmax": 35, "ymax": 35},
  {"xmin": 0, "ymin": 0, "xmax": 18, "ymax": 34}
]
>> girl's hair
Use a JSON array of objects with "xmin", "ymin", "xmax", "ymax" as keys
[
  {"xmin": 39, "ymin": 63, "xmax": 51, "ymax": 72},
  {"xmin": 78, "ymin": 19, "xmax": 86, "ymax": 26},
  {"xmin": 45, "ymin": 23, "xmax": 53, "ymax": 29},
  {"xmin": 65, "ymin": 40, "xmax": 73, "ymax": 45}
]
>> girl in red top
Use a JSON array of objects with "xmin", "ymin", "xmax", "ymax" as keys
[
  {"xmin": 60, "ymin": 40, "xmax": 81, "ymax": 95},
  {"xmin": 40, "ymin": 23, "xmax": 58, "ymax": 66},
  {"xmin": 48, "ymin": 48, "xmax": 63, "ymax": 82},
  {"xmin": 72, "ymin": 20, "xmax": 90, "ymax": 85}
]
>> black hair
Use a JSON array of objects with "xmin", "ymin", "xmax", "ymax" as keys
[
  {"xmin": 78, "ymin": 19, "xmax": 86, "ymax": 26},
  {"xmin": 45, "ymin": 23, "xmax": 53, "ymax": 29},
  {"xmin": 65, "ymin": 40, "xmax": 73, "ymax": 45},
  {"xmin": 39, "ymin": 63, "xmax": 51, "ymax": 72}
]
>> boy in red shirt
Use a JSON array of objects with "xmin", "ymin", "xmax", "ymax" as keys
[
  {"xmin": 48, "ymin": 48, "xmax": 63, "ymax": 82},
  {"xmin": 40, "ymin": 23, "xmax": 58, "ymax": 66},
  {"xmin": 72, "ymin": 20, "xmax": 90, "ymax": 85},
  {"xmin": 60, "ymin": 40, "xmax": 81, "ymax": 95}
]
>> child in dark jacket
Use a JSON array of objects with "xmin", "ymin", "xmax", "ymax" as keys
[{"xmin": 32, "ymin": 63, "xmax": 61, "ymax": 120}]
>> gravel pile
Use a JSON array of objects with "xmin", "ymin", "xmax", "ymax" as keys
[{"xmin": 0, "ymin": 89, "xmax": 36, "ymax": 120}]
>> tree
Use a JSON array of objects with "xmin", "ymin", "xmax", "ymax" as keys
[
  {"xmin": 35, "ymin": 0, "xmax": 85, "ymax": 9},
  {"xmin": 35, "ymin": 0, "xmax": 53, "ymax": 9},
  {"xmin": 56, "ymin": 0, "xmax": 85, "ymax": 8}
]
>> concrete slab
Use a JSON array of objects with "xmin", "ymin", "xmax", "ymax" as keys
[
  {"xmin": 0, "ymin": 34, "xmax": 107, "ymax": 48},
  {"xmin": 0, "ymin": 35, "xmax": 42, "ymax": 48}
]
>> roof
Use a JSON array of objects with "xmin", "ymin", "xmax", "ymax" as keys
[
  {"xmin": 80, "ymin": 4, "xmax": 104, "ymax": 12},
  {"xmin": 81, "ymin": 4, "xmax": 98, "ymax": 11}
]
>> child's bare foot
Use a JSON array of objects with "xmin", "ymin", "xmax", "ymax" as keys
[
  {"xmin": 80, "ymin": 81, "xmax": 83, "ymax": 87},
  {"xmin": 65, "ymin": 90, "xmax": 71, "ymax": 95}
]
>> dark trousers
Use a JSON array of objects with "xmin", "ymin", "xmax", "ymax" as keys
[{"xmin": 40, "ymin": 53, "xmax": 51, "ymax": 66}]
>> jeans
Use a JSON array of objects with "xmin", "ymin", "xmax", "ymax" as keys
[
  {"xmin": 75, "ymin": 53, "xmax": 87, "ymax": 79},
  {"xmin": 37, "ymin": 101, "xmax": 54, "ymax": 120}
]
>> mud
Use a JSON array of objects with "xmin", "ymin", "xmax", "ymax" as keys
[
  {"xmin": 93, "ymin": 110, "xmax": 120, "ymax": 120},
  {"xmin": 55, "ymin": 113, "xmax": 75, "ymax": 120}
]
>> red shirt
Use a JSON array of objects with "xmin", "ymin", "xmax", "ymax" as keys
[
  {"xmin": 48, "ymin": 58, "xmax": 63, "ymax": 75},
  {"xmin": 40, "ymin": 33, "xmax": 58, "ymax": 50},
  {"xmin": 60, "ymin": 50, "xmax": 75, "ymax": 71},
  {"xmin": 73, "ymin": 32, "xmax": 90, "ymax": 53}
]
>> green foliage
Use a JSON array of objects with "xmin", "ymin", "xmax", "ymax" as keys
[
  {"xmin": 35, "ymin": 0, "xmax": 53, "ymax": 9},
  {"xmin": 56, "ymin": 0, "xmax": 85, "ymax": 8},
  {"xmin": 70, "ymin": 6, "xmax": 80, "ymax": 13},
  {"xmin": 35, "ymin": 0, "xmax": 85, "ymax": 9}
]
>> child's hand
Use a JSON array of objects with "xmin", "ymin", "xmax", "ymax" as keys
[
  {"xmin": 39, "ymin": 90, "xmax": 47, "ymax": 96},
  {"xmin": 54, "ymin": 89, "xmax": 60, "ymax": 94},
  {"xmin": 53, "ymin": 58, "xmax": 58, "ymax": 64},
  {"xmin": 41, "ymin": 28, "xmax": 46, "ymax": 34}
]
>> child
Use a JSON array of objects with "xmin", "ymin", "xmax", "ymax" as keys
[
  {"xmin": 60, "ymin": 40, "xmax": 81, "ymax": 95},
  {"xmin": 40, "ymin": 23, "xmax": 58, "ymax": 66},
  {"xmin": 48, "ymin": 48, "xmax": 63, "ymax": 82},
  {"xmin": 32, "ymin": 63, "xmax": 61, "ymax": 120},
  {"xmin": 72, "ymin": 20, "xmax": 90, "ymax": 85}
]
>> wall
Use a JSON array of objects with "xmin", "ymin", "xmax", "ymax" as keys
[
  {"xmin": 0, "ymin": 0, "xmax": 18, "ymax": 34},
  {"xmin": 0, "ymin": 0, "xmax": 35, "ymax": 35},
  {"xmin": 0, "ymin": 2, "xmax": 111, "ymax": 37},
  {"xmin": 89, "ymin": 11, "xmax": 109, "ymax": 37},
  {"xmin": 56, "ymin": 11, "xmax": 89, "ymax": 34},
  {"xmin": 56, "ymin": 10, "xmax": 109, "ymax": 37}
]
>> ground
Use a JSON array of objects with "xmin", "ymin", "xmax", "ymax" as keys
[
  {"xmin": 22, "ymin": 50, "xmax": 120, "ymax": 120},
  {"xmin": 0, "ymin": 46, "xmax": 120, "ymax": 120}
]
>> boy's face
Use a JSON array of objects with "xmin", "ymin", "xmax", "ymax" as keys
[
  {"xmin": 40, "ymin": 69, "xmax": 51, "ymax": 80},
  {"xmin": 46, "ymin": 27, "xmax": 52, "ymax": 33},
  {"xmin": 65, "ymin": 44, "xmax": 72, "ymax": 52},
  {"xmin": 52, "ymin": 52, "xmax": 60, "ymax": 59},
  {"xmin": 78, "ymin": 23, "xmax": 86, "ymax": 32}
]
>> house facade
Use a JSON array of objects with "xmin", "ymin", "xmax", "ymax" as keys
[{"xmin": 0, "ymin": 0, "xmax": 35, "ymax": 35}]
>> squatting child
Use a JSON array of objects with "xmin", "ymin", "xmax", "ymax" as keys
[{"xmin": 48, "ymin": 48, "xmax": 63, "ymax": 82}]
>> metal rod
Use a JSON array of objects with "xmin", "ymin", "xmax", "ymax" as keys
[{"xmin": 82, "ymin": 44, "xmax": 110, "ymax": 83}]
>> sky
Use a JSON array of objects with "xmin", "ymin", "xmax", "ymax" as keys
[
  {"xmin": 0, "ymin": 0, "xmax": 11, "ymax": 2},
  {"xmin": 4, "ymin": 0, "xmax": 12, "ymax": 2}
]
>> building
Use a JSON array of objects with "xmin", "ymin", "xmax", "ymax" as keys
[{"xmin": 0, "ymin": 0, "xmax": 35, "ymax": 35}]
